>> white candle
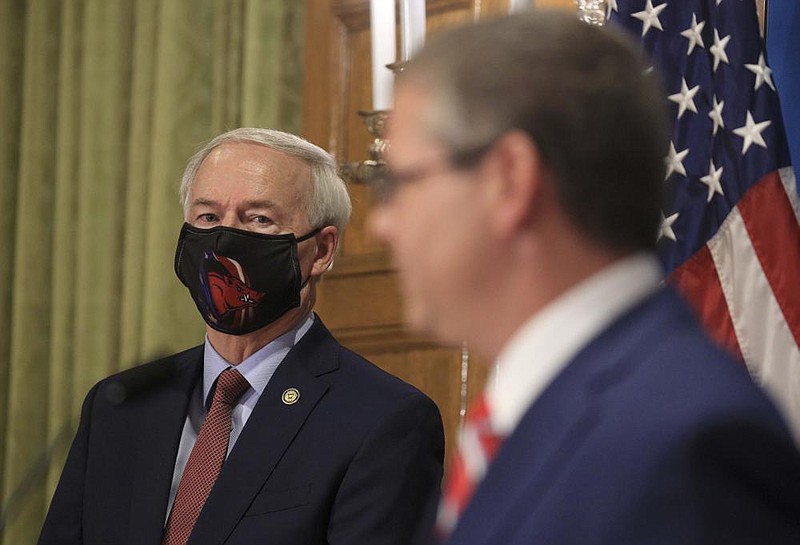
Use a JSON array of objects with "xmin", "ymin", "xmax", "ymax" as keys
[
  {"xmin": 509, "ymin": 0, "xmax": 532, "ymax": 13},
  {"xmin": 400, "ymin": 0, "xmax": 426, "ymax": 62},
  {"xmin": 370, "ymin": 0, "xmax": 396, "ymax": 111}
]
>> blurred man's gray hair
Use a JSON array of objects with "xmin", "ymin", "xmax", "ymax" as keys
[{"xmin": 400, "ymin": 11, "xmax": 669, "ymax": 253}]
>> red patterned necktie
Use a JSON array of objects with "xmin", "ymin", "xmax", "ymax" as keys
[
  {"xmin": 163, "ymin": 367, "xmax": 250, "ymax": 545},
  {"xmin": 435, "ymin": 394, "xmax": 504, "ymax": 540}
]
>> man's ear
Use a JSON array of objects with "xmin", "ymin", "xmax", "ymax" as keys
[
  {"xmin": 310, "ymin": 225, "xmax": 339, "ymax": 277},
  {"xmin": 480, "ymin": 130, "xmax": 548, "ymax": 240}
]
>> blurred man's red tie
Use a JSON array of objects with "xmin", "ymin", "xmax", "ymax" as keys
[{"xmin": 435, "ymin": 394, "xmax": 505, "ymax": 540}]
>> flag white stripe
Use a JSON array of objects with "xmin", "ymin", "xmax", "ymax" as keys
[{"xmin": 707, "ymin": 204, "xmax": 800, "ymax": 442}]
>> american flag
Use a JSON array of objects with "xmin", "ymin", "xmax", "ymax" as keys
[{"xmin": 608, "ymin": 0, "xmax": 800, "ymax": 441}]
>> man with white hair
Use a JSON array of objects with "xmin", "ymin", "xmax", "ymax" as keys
[{"xmin": 39, "ymin": 128, "xmax": 444, "ymax": 545}]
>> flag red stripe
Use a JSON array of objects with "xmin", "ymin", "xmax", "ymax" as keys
[
  {"xmin": 668, "ymin": 245, "xmax": 744, "ymax": 361},
  {"xmin": 738, "ymin": 171, "xmax": 800, "ymax": 347}
]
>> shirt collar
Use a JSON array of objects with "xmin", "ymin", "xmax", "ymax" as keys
[
  {"xmin": 202, "ymin": 313, "xmax": 315, "ymax": 406},
  {"xmin": 487, "ymin": 254, "xmax": 663, "ymax": 435}
]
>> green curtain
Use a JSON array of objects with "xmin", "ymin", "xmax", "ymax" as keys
[{"xmin": 0, "ymin": 0, "xmax": 306, "ymax": 542}]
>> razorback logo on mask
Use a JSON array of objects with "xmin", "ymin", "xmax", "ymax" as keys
[{"xmin": 200, "ymin": 251, "xmax": 265, "ymax": 325}]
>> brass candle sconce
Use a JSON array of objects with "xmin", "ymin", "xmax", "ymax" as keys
[{"xmin": 339, "ymin": 62, "xmax": 406, "ymax": 184}]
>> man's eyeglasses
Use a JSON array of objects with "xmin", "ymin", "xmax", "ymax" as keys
[{"xmin": 369, "ymin": 141, "xmax": 494, "ymax": 203}]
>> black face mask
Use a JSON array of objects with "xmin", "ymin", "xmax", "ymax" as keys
[{"xmin": 174, "ymin": 223, "xmax": 320, "ymax": 335}]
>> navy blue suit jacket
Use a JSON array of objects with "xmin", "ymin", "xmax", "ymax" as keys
[
  {"xmin": 39, "ymin": 319, "xmax": 444, "ymax": 545},
  {"xmin": 446, "ymin": 288, "xmax": 800, "ymax": 545}
]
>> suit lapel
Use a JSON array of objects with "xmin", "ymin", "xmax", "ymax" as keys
[
  {"xmin": 126, "ymin": 349, "xmax": 202, "ymax": 545},
  {"xmin": 451, "ymin": 368, "xmax": 603, "ymax": 545},
  {"xmin": 189, "ymin": 319, "xmax": 339, "ymax": 545}
]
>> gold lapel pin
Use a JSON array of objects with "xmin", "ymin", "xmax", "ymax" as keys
[{"xmin": 282, "ymin": 388, "xmax": 300, "ymax": 405}]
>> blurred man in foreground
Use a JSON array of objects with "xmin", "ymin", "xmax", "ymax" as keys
[
  {"xmin": 370, "ymin": 11, "xmax": 800, "ymax": 545},
  {"xmin": 40, "ymin": 127, "xmax": 444, "ymax": 545}
]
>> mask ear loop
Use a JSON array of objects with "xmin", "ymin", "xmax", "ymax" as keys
[
  {"xmin": 296, "ymin": 226, "xmax": 325, "ymax": 289},
  {"xmin": 295, "ymin": 226, "xmax": 322, "ymax": 242},
  {"xmin": 299, "ymin": 273, "xmax": 314, "ymax": 290}
]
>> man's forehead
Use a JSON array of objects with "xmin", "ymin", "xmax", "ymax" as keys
[
  {"xmin": 204, "ymin": 142, "xmax": 308, "ymax": 175},
  {"xmin": 388, "ymin": 86, "xmax": 448, "ymax": 163},
  {"xmin": 189, "ymin": 142, "xmax": 313, "ymax": 223},
  {"xmin": 198, "ymin": 143, "xmax": 311, "ymax": 190},
  {"xmin": 391, "ymin": 83, "xmax": 433, "ymax": 130},
  {"xmin": 205, "ymin": 149, "xmax": 268, "ymax": 177}
]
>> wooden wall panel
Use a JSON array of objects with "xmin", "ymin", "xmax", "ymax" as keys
[
  {"xmin": 360, "ymin": 346, "xmax": 492, "ymax": 469},
  {"xmin": 302, "ymin": 0, "xmax": 576, "ymax": 466}
]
